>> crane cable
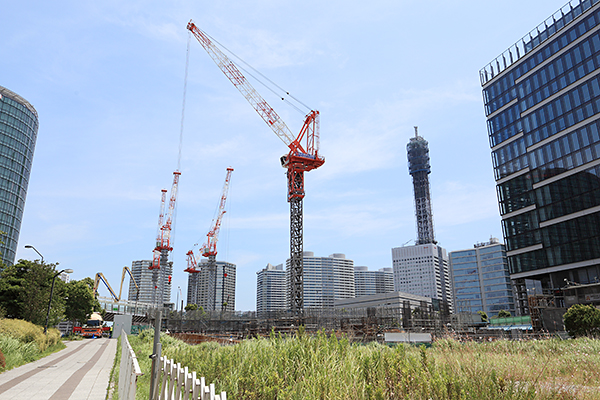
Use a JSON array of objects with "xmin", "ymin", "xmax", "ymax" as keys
[
  {"xmin": 203, "ymin": 30, "xmax": 312, "ymax": 116},
  {"xmin": 170, "ymin": 31, "xmax": 192, "ymax": 258},
  {"xmin": 178, "ymin": 32, "xmax": 191, "ymax": 172}
]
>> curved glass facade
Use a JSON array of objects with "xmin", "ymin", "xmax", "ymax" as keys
[{"xmin": 0, "ymin": 86, "xmax": 38, "ymax": 265}]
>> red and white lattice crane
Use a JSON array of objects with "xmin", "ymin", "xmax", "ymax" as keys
[
  {"xmin": 187, "ymin": 22, "xmax": 324, "ymax": 315},
  {"xmin": 149, "ymin": 171, "xmax": 181, "ymax": 305},
  {"xmin": 185, "ymin": 167, "xmax": 233, "ymax": 310}
]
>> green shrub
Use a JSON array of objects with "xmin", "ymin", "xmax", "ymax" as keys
[{"xmin": 563, "ymin": 304, "xmax": 600, "ymax": 337}]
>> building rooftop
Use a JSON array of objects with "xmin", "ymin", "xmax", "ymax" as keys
[
  {"xmin": 479, "ymin": 0, "xmax": 597, "ymax": 85},
  {"xmin": 0, "ymin": 85, "xmax": 38, "ymax": 118}
]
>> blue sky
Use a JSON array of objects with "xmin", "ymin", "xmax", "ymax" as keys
[{"xmin": 4, "ymin": 0, "xmax": 568, "ymax": 310}]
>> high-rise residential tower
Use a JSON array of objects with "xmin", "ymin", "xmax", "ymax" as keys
[
  {"xmin": 287, "ymin": 252, "xmax": 355, "ymax": 309},
  {"xmin": 256, "ymin": 263, "xmax": 287, "ymax": 315},
  {"xmin": 408, "ymin": 127, "xmax": 436, "ymax": 245},
  {"xmin": 354, "ymin": 266, "xmax": 394, "ymax": 297},
  {"xmin": 0, "ymin": 86, "xmax": 38, "ymax": 265},
  {"xmin": 480, "ymin": 0, "xmax": 600, "ymax": 313},
  {"xmin": 128, "ymin": 259, "xmax": 173, "ymax": 307},
  {"xmin": 450, "ymin": 238, "xmax": 516, "ymax": 316},
  {"xmin": 186, "ymin": 259, "xmax": 236, "ymax": 312}
]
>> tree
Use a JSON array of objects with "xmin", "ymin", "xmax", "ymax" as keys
[
  {"xmin": 563, "ymin": 304, "xmax": 600, "ymax": 338},
  {"xmin": 477, "ymin": 310, "xmax": 489, "ymax": 323},
  {"xmin": 498, "ymin": 310, "xmax": 511, "ymax": 318},
  {"xmin": 0, "ymin": 260, "xmax": 66, "ymax": 326},
  {"xmin": 65, "ymin": 278, "xmax": 101, "ymax": 325},
  {"xmin": 185, "ymin": 303, "xmax": 198, "ymax": 311}
]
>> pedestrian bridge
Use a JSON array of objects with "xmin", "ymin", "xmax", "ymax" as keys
[{"xmin": 96, "ymin": 296, "xmax": 154, "ymax": 323}]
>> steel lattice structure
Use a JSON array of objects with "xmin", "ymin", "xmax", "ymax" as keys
[{"xmin": 407, "ymin": 127, "xmax": 436, "ymax": 245}]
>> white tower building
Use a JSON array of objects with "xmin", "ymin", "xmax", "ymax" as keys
[
  {"xmin": 287, "ymin": 252, "xmax": 355, "ymax": 309},
  {"xmin": 256, "ymin": 263, "xmax": 287, "ymax": 315},
  {"xmin": 354, "ymin": 267, "xmax": 394, "ymax": 297},
  {"xmin": 392, "ymin": 244, "xmax": 453, "ymax": 312}
]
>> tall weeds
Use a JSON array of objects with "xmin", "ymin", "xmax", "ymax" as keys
[
  {"xmin": 0, "ymin": 318, "xmax": 64, "ymax": 371},
  {"xmin": 128, "ymin": 331, "xmax": 600, "ymax": 399}
]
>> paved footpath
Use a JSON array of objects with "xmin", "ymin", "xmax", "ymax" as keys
[{"xmin": 0, "ymin": 338, "xmax": 117, "ymax": 400}]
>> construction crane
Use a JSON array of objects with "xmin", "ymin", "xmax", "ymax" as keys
[
  {"xmin": 185, "ymin": 167, "xmax": 234, "ymax": 311},
  {"xmin": 93, "ymin": 267, "xmax": 140, "ymax": 303},
  {"xmin": 149, "ymin": 170, "xmax": 181, "ymax": 306},
  {"xmin": 187, "ymin": 22, "xmax": 324, "ymax": 315}
]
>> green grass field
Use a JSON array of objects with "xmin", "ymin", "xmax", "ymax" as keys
[{"xmin": 125, "ymin": 329, "xmax": 600, "ymax": 400}]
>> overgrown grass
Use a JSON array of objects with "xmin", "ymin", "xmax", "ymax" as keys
[
  {"xmin": 0, "ymin": 318, "xmax": 65, "ymax": 372},
  {"xmin": 107, "ymin": 336, "xmax": 122, "ymax": 400},
  {"xmin": 128, "ymin": 330, "xmax": 600, "ymax": 400}
]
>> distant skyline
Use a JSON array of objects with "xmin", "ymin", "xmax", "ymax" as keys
[{"xmin": 3, "ymin": 0, "xmax": 568, "ymax": 310}]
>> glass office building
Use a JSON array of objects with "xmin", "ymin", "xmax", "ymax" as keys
[
  {"xmin": 450, "ymin": 239, "xmax": 516, "ymax": 316},
  {"xmin": 0, "ymin": 86, "xmax": 38, "ymax": 265},
  {"xmin": 480, "ymin": 0, "xmax": 600, "ymax": 313}
]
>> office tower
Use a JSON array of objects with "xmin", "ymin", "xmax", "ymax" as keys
[
  {"xmin": 186, "ymin": 259, "xmax": 236, "ymax": 312},
  {"xmin": 256, "ymin": 263, "xmax": 287, "ymax": 315},
  {"xmin": 392, "ymin": 243, "xmax": 453, "ymax": 312},
  {"xmin": 408, "ymin": 127, "xmax": 436, "ymax": 245},
  {"xmin": 354, "ymin": 266, "xmax": 394, "ymax": 297},
  {"xmin": 0, "ymin": 86, "xmax": 38, "ymax": 265},
  {"xmin": 450, "ymin": 238, "xmax": 516, "ymax": 315},
  {"xmin": 128, "ymin": 260, "xmax": 173, "ymax": 306},
  {"xmin": 480, "ymin": 0, "xmax": 600, "ymax": 313},
  {"xmin": 287, "ymin": 252, "xmax": 355, "ymax": 309}
]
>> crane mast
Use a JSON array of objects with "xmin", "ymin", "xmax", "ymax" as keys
[
  {"xmin": 185, "ymin": 167, "xmax": 234, "ymax": 311},
  {"xmin": 187, "ymin": 22, "xmax": 324, "ymax": 315},
  {"xmin": 150, "ymin": 170, "xmax": 181, "ymax": 306}
]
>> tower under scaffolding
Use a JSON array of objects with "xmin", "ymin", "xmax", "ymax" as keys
[{"xmin": 407, "ymin": 127, "xmax": 436, "ymax": 245}]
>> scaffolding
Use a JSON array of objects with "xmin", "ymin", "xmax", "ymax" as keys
[
  {"xmin": 154, "ymin": 303, "xmax": 452, "ymax": 343},
  {"xmin": 407, "ymin": 127, "xmax": 436, "ymax": 245}
]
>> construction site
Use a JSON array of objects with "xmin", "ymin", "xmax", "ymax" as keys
[{"xmin": 91, "ymin": 22, "xmax": 574, "ymax": 342}]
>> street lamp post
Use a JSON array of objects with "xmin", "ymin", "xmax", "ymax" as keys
[
  {"xmin": 24, "ymin": 244, "xmax": 44, "ymax": 263},
  {"xmin": 44, "ymin": 268, "xmax": 73, "ymax": 334}
]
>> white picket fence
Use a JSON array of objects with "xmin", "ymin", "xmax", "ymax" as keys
[
  {"xmin": 158, "ymin": 356, "xmax": 227, "ymax": 400},
  {"xmin": 119, "ymin": 333, "xmax": 144, "ymax": 400}
]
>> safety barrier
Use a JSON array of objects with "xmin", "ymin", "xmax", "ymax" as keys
[
  {"xmin": 118, "ymin": 333, "xmax": 144, "ymax": 400},
  {"xmin": 158, "ymin": 356, "xmax": 227, "ymax": 400}
]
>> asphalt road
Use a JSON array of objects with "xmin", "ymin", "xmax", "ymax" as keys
[{"xmin": 0, "ymin": 338, "xmax": 117, "ymax": 400}]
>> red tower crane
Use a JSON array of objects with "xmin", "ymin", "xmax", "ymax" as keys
[
  {"xmin": 187, "ymin": 22, "xmax": 324, "ymax": 315},
  {"xmin": 185, "ymin": 167, "xmax": 234, "ymax": 310},
  {"xmin": 149, "ymin": 170, "xmax": 181, "ymax": 306}
]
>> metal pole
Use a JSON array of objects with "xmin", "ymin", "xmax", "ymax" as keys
[
  {"xmin": 149, "ymin": 310, "xmax": 162, "ymax": 400},
  {"xmin": 44, "ymin": 272, "xmax": 61, "ymax": 335}
]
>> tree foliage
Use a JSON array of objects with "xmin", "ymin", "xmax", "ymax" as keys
[
  {"xmin": 477, "ymin": 310, "xmax": 488, "ymax": 323},
  {"xmin": 0, "ymin": 260, "xmax": 99, "ymax": 328},
  {"xmin": 0, "ymin": 260, "xmax": 66, "ymax": 326},
  {"xmin": 497, "ymin": 309, "xmax": 511, "ymax": 318},
  {"xmin": 563, "ymin": 303, "xmax": 600, "ymax": 337},
  {"xmin": 65, "ymin": 277, "xmax": 100, "ymax": 325}
]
